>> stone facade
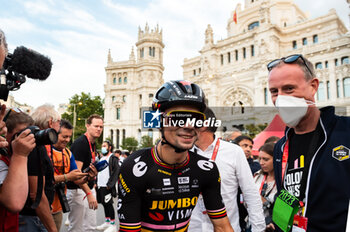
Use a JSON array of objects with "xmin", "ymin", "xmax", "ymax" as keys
[
  {"xmin": 183, "ymin": 0, "xmax": 350, "ymax": 130},
  {"xmin": 103, "ymin": 24, "xmax": 164, "ymax": 148}
]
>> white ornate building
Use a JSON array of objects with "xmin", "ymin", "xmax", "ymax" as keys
[
  {"xmin": 104, "ymin": 0, "xmax": 350, "ymax": 146},
  {"xmin": 183, "ymin": 0, "xmax": 350, "ymax": 130},
  {"xmin": 103, "ymin": 24, "xmax": 164, "ymax": 148}
]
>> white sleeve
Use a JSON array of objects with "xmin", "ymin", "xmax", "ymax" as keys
[
  {"xmin": 0, "ymin": 160, "xmax": 9, "ymax": 186},
  {"xmin": 235, "ymin": 148, "xmax": 266, "ymax": 232}
]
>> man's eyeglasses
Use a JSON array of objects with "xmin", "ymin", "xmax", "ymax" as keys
[{"xmin": 267, "ymin": 54, "xmax": 313, "ymax": 76}]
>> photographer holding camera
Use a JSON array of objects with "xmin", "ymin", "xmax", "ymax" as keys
[
  {"xmin": 50, "ymin": 119, "xmax": 88, "ymax": 231},
  {"xmin": 1, "ymin": 108, "xmax": 55, "ymax": 232}
]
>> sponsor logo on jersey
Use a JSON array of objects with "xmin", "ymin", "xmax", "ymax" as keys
[
  {"xmin": 163, "ymin": 178, "xmax": 171, "ymax": 186},
  {"xmin": 158, "ymin": 169, "xmax": 172, "ymax": 176},
  {"xmin": 119, "ymin": 174, "xmax": 130, "ymax": 193},
  {"xmin": 117, "ymin": 198, "xmax": 122, "ymax": 210},
  {"xmin": 332, "ymin": 145, "xmax": 350, "ymax": 161},
  {"xmin": 149, "ymin": 196, "xmax": 198, "ymax": 210},
  {"xmin": 197, "ymin": 160, "xmax": 214, "ymax": 171},
  {"xmin": 149, "ymin": 212, "xmax": 164, "ymax": 221},
  {"xmin": 133, "ymin": 157, "xmax": 148, "ymax": 177},
  {"xmin": 178, "ymin": 176, "xmax": 189, "ymax": 184}
]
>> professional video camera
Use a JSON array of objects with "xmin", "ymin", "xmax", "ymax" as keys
[{"xmin": 0, "ymin": 46, "xmax": 52, "ymax": 101}]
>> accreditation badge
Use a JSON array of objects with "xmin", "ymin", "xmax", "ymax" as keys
[
  {"xmin": 292, "ymin": 215, "xmax": 308, "ymax": 232},
  {"xmin": 272, "ymin": 189, "xmax": 300, "ymax": 232}
]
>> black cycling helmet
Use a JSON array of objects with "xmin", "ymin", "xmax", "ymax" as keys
[{"xmin": 152, "ymin": 80, "xmax": 206, "ymax": 112}]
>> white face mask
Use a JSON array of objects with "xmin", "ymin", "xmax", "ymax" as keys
[{"xmin": 275, "ymin": 95, "xmax": 314, "ymax": 127}]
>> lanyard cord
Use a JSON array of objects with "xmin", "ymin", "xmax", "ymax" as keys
[
  {"xmin": 281, "ymin": 124, "xmax": 320, "ymax": 203},
  {"xmin": 84, "ymin": 132, "xmax": 96, "ymax": 162},
  {"xmin": 210, "ymin": 139, "xmax": 220, "ymax": 161}
]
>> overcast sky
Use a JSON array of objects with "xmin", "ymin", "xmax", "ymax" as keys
[{"xmin": 0, "ymin": 0, "xmax": 349, "ymax": 109}]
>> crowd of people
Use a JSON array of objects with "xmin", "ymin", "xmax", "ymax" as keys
[{"xmin": 0, "ymin": 27, "xmax": 349, "ymax": 232}]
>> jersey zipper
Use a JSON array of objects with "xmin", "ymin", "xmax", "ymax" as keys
[{"xmin": 303, "ymin": 118, "xmax": 327, "ymax": 216}]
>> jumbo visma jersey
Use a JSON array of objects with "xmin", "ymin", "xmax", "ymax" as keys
[{"xmin": 118, "ymin": 147, "xmax": 227, "ymax": 232}]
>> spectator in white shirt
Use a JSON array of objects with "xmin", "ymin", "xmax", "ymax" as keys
[{"xmin": 188, "ymin": 107, "xmax": 265, "ymax": 232}]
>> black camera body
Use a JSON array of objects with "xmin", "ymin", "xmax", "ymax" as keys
[
  {"xmin": 17, "ymin": 126, "xmax": 58, "ymax": 146},
  {"xmin": 54, "ymin": 182, "xmax": 70, "ymax": 213}
]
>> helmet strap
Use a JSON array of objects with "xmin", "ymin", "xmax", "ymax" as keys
[{"xmin": 160, "ymin": 129, "xmax": 187, "ymax": 153}]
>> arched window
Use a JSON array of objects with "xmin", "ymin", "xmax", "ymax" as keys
[
  {"xmin": 341, "ymin": 56, "xmax": 349, "ymax": 65},
  {"xmin": 343, "ymin": 77, "xmax": 350, "ymax": 97},
  {"xmin": 124, "ymin": 77, "xmax": 127, "ymax": 84},
  {"xmin": 336, "ymin": 79, "xmax": 341, "ymax": 98},
  {"xmin": 317, "ymin": 82, "xmax": 325, "ymax": 101},
  {"xmin": 326, "ymin": 81, "xmax": 330, "ymax": 99},
  {"xmin": 248, "ymin": 21, "xmax": 259, "ymax": 30},
  {"xmin": 113, "ymin": 77, "xmax": 116, "ymax": 84},
  {"xmin": 116, "ymin": 107, "xmax": 121, "ymax": 120},
  {"xmin": 148, "ymin": 129, "xmax": 153, "ymax": 139},
  {"xmin": 118, "ymin": 77, "xmax": 122, "ymax": 84},
  {"xmin": 315, "ymin": 62, "xmax": 323, "ymax": 69},
  {"xmin": 112, "ymin": 96, "xmax": 115, "ymax": 102},
  {"xmin": 110, "ymin": 130, "xmax": 114, "ymax": 145},
  {"xmin": 264, "ymin": 88, "xmax": 268, "ymax": 105},
  {"xmin": 292, "ymin": 41, "xmax": 297, "ymax": 49},
  {"xmin": 123, "ymin": 95, "xmax": 126, "ymax": 102},
  {"xmin": 302, "ymin": 38, "xmax": 307, "ymax": 45},
  {"xmin": 122, "ymin": 129, "xmax": 126, "ymax": 142},
  {"xmin": 313, "ymin": 35, "xmax": 318, "ymax": 44},
  {"xmin": 116, "ymin": 129, "xmax": 120, "ymax": 148}
]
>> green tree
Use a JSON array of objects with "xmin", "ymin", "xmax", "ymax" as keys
[
  {"xmin": 244, "ymin": 123, "xmax": 268, "ymax": 138},
  {"xmin": 121, "ymin": 137, "xmax": 139, "ymax": 152},
  {"xmin": 139, "ymin": 135, "xmax": 153, "ymax": 148},
  {"xmin": 61, "ymin": 92, "xmax": 104, "ymax": 147}
]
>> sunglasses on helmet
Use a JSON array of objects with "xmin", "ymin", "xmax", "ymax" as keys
[{"xmin": 267, "ymin": 54, "xmax": 312, "ymax": 75}]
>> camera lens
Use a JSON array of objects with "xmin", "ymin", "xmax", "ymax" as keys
[{"xmin": 35, "ymin": 128, "xmax": 58, "ymax": 145}]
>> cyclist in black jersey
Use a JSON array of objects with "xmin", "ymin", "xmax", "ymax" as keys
[{"xmin": 117, "ymin": 81, "xmax": 234, "ymax": 232}]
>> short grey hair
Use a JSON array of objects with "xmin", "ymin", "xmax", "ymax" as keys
[
  {"xmin": 0, "ymin": 29, "xmax": 8, "ymax": 55},
  {"xmin": 222, "ymin": 128, "xmax": 241, "ymax": 141},
  {"xmin": 31, "ymin": 104, "xmax": 61, "ymax": 129},
  {"xmin": 272, "ymin": 56, "xmax": 315, "ymax": 81}
]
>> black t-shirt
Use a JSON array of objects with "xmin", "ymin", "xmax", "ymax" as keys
[
  {"xmin": 20, "ymin": 146, "xmax": 55, "ymax": 216},
  {"xmin": 283, "ymin": 124, "xmax": 321, "ymax": 199},
  {"xmin": 67, "ymin": 134, "xmax": 95, "ymax": 189}
]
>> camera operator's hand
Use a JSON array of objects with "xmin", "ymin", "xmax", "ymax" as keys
[
  {"xmin": 67, "ymin": 169, "xmax": 88, "ymax": 181},
  {"xmin": 87, "ymin": 193, "xmax": 98, "ymax": 210},
  {"xmin": 11, "ymin": 129, "xmax": 35, "ymax": 157}
]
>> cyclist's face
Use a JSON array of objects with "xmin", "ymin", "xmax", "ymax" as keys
[{"xmin": 162, "ymin": 105, "xmax": 199, "ymax": 151}]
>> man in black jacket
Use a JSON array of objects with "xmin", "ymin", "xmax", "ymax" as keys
[{"xmin": 268, "ymin": 54, "xmax": 350, "ymax": 231}]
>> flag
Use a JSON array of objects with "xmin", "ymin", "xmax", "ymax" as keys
[{"xmin": 233, "ymin": 10, "xmax": 237, "ymax": 24}]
